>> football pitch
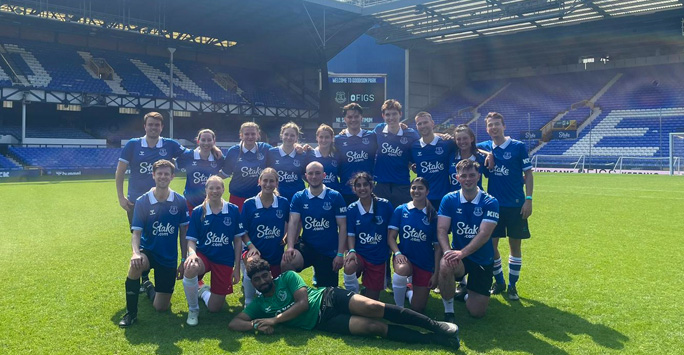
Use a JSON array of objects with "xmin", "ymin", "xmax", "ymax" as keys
[{"xmin": 1, "ymin": 173, "xmax": 682, "ymax": 354}]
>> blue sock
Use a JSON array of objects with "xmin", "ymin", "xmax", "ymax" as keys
[
  {"xmin": 509, "ymin": 255, "xmax": 522, "ymax": 287},
  {"xmin": 493, "ymin": 257, "xmax": 505, "ymax": 285}
]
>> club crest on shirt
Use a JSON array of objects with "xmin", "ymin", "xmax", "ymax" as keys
[
  {"xmin": 435, "ymin": 147, "xmax": 444, "ymax": 155},
  {"xmin": 276, "ymin": 210, "xmax": 283, "ymax": 219},
  {"xmin": 400, "ymin": 137, "xmax": 409, "ymax": 145},
  {"xmin": 503, "ymin": 152, "xmax": 512, "ymax": 160},
  {"xmin": 374, "ymin": 216, "xmax": 384, "ymax": 225},
  {"xmin": 257, "ymin": 153, "xmax": 265, "ymax": 161},
  {"xmin": 169, "ymin": 206, "xmax": 179, "ymax": 215},
  {"xmin": 159, "ymin": 148, "xmax": 168, "ymax": 157},
  {"xmin": 277, "ymin": 289, "xmax": 287, "ymax": 301},
  {"xmin": 322, "ymin": 202, "xmax": 332, "ymax": 211},
  {"xmin": 331, "ymin": 160, "xmax": 338, "ymax": 167},
  {"xmin": 293, "ymin": 159, "xmax": 300, "ymax": 167},
  {"xmin": 362, "ymin": 138, "xmax": 370, "ymax": 145},
  {"xmin": 473, "ymin": 207, "xmax": 483, "ymax": 217},
  {"xmin": 223, "ymin": 217, "xmax": 232, "ymax": 226},
  {"xmin": 211, "ymin": 162, "xmax": 217, "ymax": 168},
  {"xmin": 422, "ymin": 216, "xmax": 430, "ymax": 226}
]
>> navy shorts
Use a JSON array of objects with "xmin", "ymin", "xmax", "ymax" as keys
[
  {"xmin": 140, "ymin": 249, "xmax": 176, "ymax": 294},
  {"xmin": 316, "ymin": 287, "xmax": 355, "ymax": 335},
  {"xmin": 492, "ymin": 207, "xmax": 531, "ymax": 239}
]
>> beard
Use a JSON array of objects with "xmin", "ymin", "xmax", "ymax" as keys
[{"xmin": 258, "ymin": 281, "xmax": 274, "ymax": 294}]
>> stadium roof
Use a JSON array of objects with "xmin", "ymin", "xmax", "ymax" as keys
[{"xmin": 307, "ymin": 0, "xmax": 684, "ymax": 45}]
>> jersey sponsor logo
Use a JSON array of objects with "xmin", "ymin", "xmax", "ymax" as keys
[
  {"xmin": 223, "ymin": 217, "xmax": 232, "ymax": 226},
  {"xmin": 503, "ymin": 152, "xmax": 512, "ymax": 160},
  {"xmin": 140, "ymin": 162, "xmax": 154, "ymax": 174},
  {"xmin": 293, "ymin": 159, "xmax": 301, "ymax": 167},
  {"xmin": 362, "ymin": 137, "xmax": 370, "ymax": 145},
  {"xmin": 381, "ymin": 142, "xmax": 403, "ymax": 157},
  {"xmin": 492, "ymin": 165, "xmax": 510, "ymax": 176},
  {"xmin": 241, "ymin": 166, "xmax": 263, "ymax": 178},
  {"xmin": 358, "ymin": 232, "xmax": 383, "ymax": 245},
  {"xmin": 402, "ymin": 225, "xmax": 427, "ymax": 242},
  {"xmin": 204, "ymin": 231, "xmax": 232, "ymax": 246},
  {"xmin": 435, "ymin": 147, "xmax": 444, "ymax": 155},
  {"xmin": 322, "ymin": 202, "xmax": 332, "ymax": 211},
  {"xmin": 193, "ymin": 172, "xmax": 209, "ymax": 185},
  {"xmin": 277, "ymin": 289, "xmax": 288, "ymax": 301},
  {"xmin": 346, "ymin": 150, "xmax": 369, "ymax": 163},
  {"xmin": 304, "ymin": 216, "xmax": 330, "ymax": 231},
  {"xmin": 152, "ymin": 221, "xmax": 175, "ymax": 236},
  {"xmin": 450, "ymin": 172, "xmax": 458, "ymax": 185},
  {"xmin": 159, "ymin": 148, "xmax": 168, "ymax": 157},
  {"xmin": 169, "ymin": 206, "xmax": 179, "ymax": 215},
  {"xmin": 374, "ymin": 216, "xmax": 384, "ymax": 225},
  {"xmin": 456, "ymin": 222, "xmax": 478, "ymax": 239},
  {"xmin": 420, "ymin": 161, "xmax": 445, "ymax": 174},
  {"xmin": 400, "ymin": 137, "xmax": 409, "ymax": 145},
  {"xmin": 256, "ymin": 224, "xmax": 281, "ymax": 239},
  {"xmin": 473, "ymin": 207, "xmax": 483, "ymax": 217},
  {"xmin": 276, "ymin": 209, "xmax": 284, "ymax": 219},
  {"xmin": 257, "ymin": 153, "xmax": 265, "ymax": 161},
  {"xmin": 486, "ymin": 210, "xmax": 499, "ymax": 218},
  {"xmin": 278, "ymin": 171, "xmax": 298, "ymax": 183}
]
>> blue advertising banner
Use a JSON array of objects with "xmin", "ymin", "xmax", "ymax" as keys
[
  {"xmin": 553, "ymin": 130, "xmax": 577, "ymax": 139},
  {"xmin": 520, "ymin": 130, "xmax": 542, "ymax": 140}
]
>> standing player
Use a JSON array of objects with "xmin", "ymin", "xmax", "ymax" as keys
[
  {"xmin": 176, "ymin": 129, "xmax": 222, "ymax": 213},
  {"xmin": 410, "ymin": 112, "xmax": 454, "ymax": 210},
  {"xmin": 310, "ymin": 124, "xmax": 341, "ymax": 193},
  {"xmin": 335, "ymin": 103, "xmax": 378, "ymax": 205},
  {"xmin": 477, "ymin": 112, "xmax": 534, "ymax": 300},
  {"xmin": 373, "ymin": 99, "xmax": 420, "ymax": 209},
  {"xmin": 449, "ymin": 124, "xmax": 487, "ymax": 191},
  {"xmin": 182, "ymin": 176, "xmax": 246, "ymax": 326},
  {"xmin": 387, "ymin": 177, "xmax": 440, "ymax": 313},
  {"xmin": 266, "ymin": 122, "xmax": 308, "ymax": 202},
  {"xmin": 438, "ymin": 160, "xmax": 499, "ymax": 321},
  {"xmin": 343, "ymin": 172, "xmax": 393, "ymax": 300},
  {"xmin": 281, "ymin": 162, "xmax": 347, "ymax": 287},
  {"xmin": 119, "ymin": 160, "xmax": 189, "ymax": 327},
  {"xmin": 240, "ymin": 168, "xmax": 290, "ymax": 306}
]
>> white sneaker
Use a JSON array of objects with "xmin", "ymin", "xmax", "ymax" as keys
[{"xmin": 187, "ymin": 310, "xmax": 199, "ymax": 326}]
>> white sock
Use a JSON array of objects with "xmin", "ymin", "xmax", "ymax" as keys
[
  {"xmin": 343, "ymin": 273, "xmax": 360, "ymax": 294},
  {"xmin": 464, "ymin": 294, "xmax": 469, "ymax": 302},
  {"xmin": 201, "ymin": 287, "xmax": 212, "ymax": 306},
  {"xmin": 442, "ymin": 297, "xmax": 454, "ymax": 313},
  {"xmin": 392, "ymin": 273, "xmax": 408, "ymax": 308},
  {"xmin": 243, "ymin": 272, "xmax": 256, "ymax": 306},
  {"xmin": 406, "ymin": 289, "xmax": 414, "ymax": 304},
  {"xmin": 183, "ymin": 276, "xmax": 200, "ymax": 312}
]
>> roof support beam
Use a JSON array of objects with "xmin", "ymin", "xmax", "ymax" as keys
[{"xmin": 583, "ymin": 0, "xmax": 610, "ymax": 18}]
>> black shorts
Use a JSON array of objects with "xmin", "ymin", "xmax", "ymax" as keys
[
  {"xmin": 461, "ymin": 258, "xmax": 493, "ymax": 296},
  {"xmin": 492, "ymin": 207, "xmax": 531, "ymax": 239},
  {"xmin": 316, "ymin": 287, "xmax": 355, "ymax": 335},
  {"xmin": 296, "ymin": 242, "xmax": 339, "ymax": 287},
  {"xmin": 374, "ymin": 183, "xmax": 410, "ymax": 209},
  {"xmin": 141, "ymin": 249, "xmax": 176, "ymax": 294}
]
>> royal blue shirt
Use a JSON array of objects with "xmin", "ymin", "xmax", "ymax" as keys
[
  {"xmin": 334, "ymin": 130, "xmax": 378, "ymax": 195},
  {"xmin": 131, "ymin": 189, "xmax": 190, "ymax": 268},
  {"xmin": 439, "ymin": 189, "xmax": 499, "ymax": 265},
  {"xmin": 410, "ymin": 136, "xmax": 454, "ymax": 201},
  {"xmin": 187, "ymin": 201, "xmax": 245, "ymax": 266},
  {"xmin": 346, "ymin": 198, "xmax": 393, "ymax": 265},
  {"xmin": 477, "ymin": 138, "xmax": 532, "ymax": 207},
  {"xmin": 290, "ymin": 187, "xmax": 347, "ymax": 258},
  {"xmin": 309, "ymin": 148, "xmax": 341, "ymax": 192},
  {"xmin": 221, "ymin": 142, "xmax": 272, "ymax": 198},
  {"xmin": 389, "ymin": 202, "xmax": 438, "ymax": 272},
  {"xmin": 374, "ymin": 124, "xmax": 420, "ymax": 184},
  {"xmin": 266, "ymin": 147, "xmax": 308, "ymax": 202},
  {"xmin": 448, "ymin": 152, "xmax": 487, "ymax": 191},
  {"xmin": 241, "ymin": 195, "xmax": 290, "ymax": 266},
  {"xmin": 120, "ymin": 137, "xmax": 185, "ymax": 200},
  {"xmin": 176, "ymin": 149, "xmax": 222, "ymax": 208}
]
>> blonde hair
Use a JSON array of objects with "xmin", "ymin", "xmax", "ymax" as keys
[
  {"xmin": 240, "ymin": 122, "xmax": 261, "ymax": 135},
  {"xmin": 201, "ymin": 175, "xmax": 225, "ymax": 222},
  {"xmin": 381, "ymin": 99, "xmax": 402, "ymax": 113},
  {"xmin": 196, "ymin": 128, "xmax": 216, "ymax": 142},
  {"xmin": 258, "ymin": 167, "xmax": 280, "ymax": 197},
  {"xmin": 316, "ymin": 124, "xmax": 336, "ymax": 155},
  {"xmin": 280, "ymin": 122, "xmax": 301, "ymax": 140}
]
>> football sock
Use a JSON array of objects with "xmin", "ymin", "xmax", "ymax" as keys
[
  {"xmin": 392, "ymin": 273, "xmax": 408, "ymax": 308},
  {"xmin": 509, "ymin": 255, "xmax": 522, "ymax": 287},
  {"xmin": 442, "ymin": 298, "xmax": 454, "ymax": 313},
  {"xmin": 125, "ymin": 277, "xmax": 140, "ymax": 316},
  {"xmin": 406, "ymin": 288, "xmax": 414, "ymax": 304},
  {"xmin": 343, "ymin": 272, "xmax": 360, "ymax": 294},
  {"xmin": 243, "ymin": 272, "xmax": 256, "ymax": 306},
  {"xmin": 183, "ymin": 276, "xmax": 200, "ymax": 312},
  {"xmin": 493, "ymin": 257, "xmax": 505, "ymax": 285}
]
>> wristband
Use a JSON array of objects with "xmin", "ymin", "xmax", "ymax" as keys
[
  {"xmin": 525, "ymin": 196, "xmax": 533, "ymax": 200},
  {"xmin": 348, "ymin": 249, "xmax": 356, "ymax": 254},
  {"xmin": 336, "ymin": 252, "xmax": 344, "ymax": 257},
  {"xmin": 181, "ymin": 258, "xmax": 186, "ymax": 263},
  {"xmin": 245, "ymin": 241, "xmax": 253, "ymax": 247},
  {"xmin": 443, "ymin": 250, "xmax": 451, "ymax": 256},
  {"xmin": 252, "ymin": 321, "xmax": 259, "ymax": 330},
  {"xmin": 394, "ymin": 251, "xmax": 402, "ymax": 257}
]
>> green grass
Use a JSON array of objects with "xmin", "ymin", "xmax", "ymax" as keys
[{"xmin": 1, "ymin": 173, "xmax": 683, "ymax": 354}]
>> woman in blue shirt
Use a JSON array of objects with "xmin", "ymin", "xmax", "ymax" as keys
[
  {"xmin": 266, "ymin": 122, "xmax": 308, "ymax": 202},
  {"xmin": 176, "ymin": 129, "xmax": 223, "ymax": 213},
  {"xmin": 309, "ymin": 124, "xmax": 341, "ymax": 192}
]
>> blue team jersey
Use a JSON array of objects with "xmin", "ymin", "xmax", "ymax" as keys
[
  {"xmin": 131, "ymin": 189, "xmax": 190, "ymax": 268},
  {"xmin": 389, "ymin": 202, "xmax": 438, "ymax": 272},
  {"xmin": 241, "ymin": 195, "xmax": 290, "ymax": 266},
  {"xmin": 448, "ymin": 151, "xmax": 487, "ymax": 191},
  {"xmin": 119, "ymin": 137, "xmax": 186, "ymax": 200},
  {"xmin": 438, "ymin": 189, "xmax": 499, "ymax": 265},
  {"xmin": 374, "ymin": 124, "xmax": 420, "ymax": 184},
  {"xmin": 477, "ymin": 138, "xmax": 532, "ymax": 207},
  {"xmin": 290, "ymin": 187, "xmax": 347, "ymax": 258},
  {"xmin": 266, "ymin": 147, "xmax": 308, "ymax": 202},
  {"xmin": 334, "ymin": 130, "xmax": 378, "ymax": 195},
  {"xmin": 221, "ymin": 142, "xmax": 272, "ymax": 198},
  {"xmin": 410, "ymin": 136, "xmax": 454, "ymax": 201},
  {"xmin": 176, "ymin": 149, "xmax": 222, "ymax": 207},
  {"xmin": 346, "ymin": 198, "xmax": 394, "ymax": 265},
  {"xmin": 187, "ymin": 201, "xmax": 245, "ymax": 266},
  {"xmin": 309, "ymin": 148, "xmax": 341, "ymax": 192}
]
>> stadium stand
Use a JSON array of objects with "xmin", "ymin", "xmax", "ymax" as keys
[
  {"xmin": 9, "ymin": 147, "xmax": 121, "ymax": 169},
  {"xmin": 0, "ymin": 154, "xmax": 21, "ymax": 170}
]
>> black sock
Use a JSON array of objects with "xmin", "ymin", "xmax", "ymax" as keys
[
  {"xmin": 141, "ymin": 270, "xmax": 150, "ymax": 282},
  {"xmin": 383, "ymin": 304, "xmax": 437, "ymax": 332},
  {"xmin": 386, "ymin": 324, "xmax": 433, "ymax": 344},
  {"xmin": 125, "ymin": 277, "xmax": 140, "ymax": 316}
]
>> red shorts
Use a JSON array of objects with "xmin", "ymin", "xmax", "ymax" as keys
[
  {"xmin": 197, "ymin": 251, "xmax": 234, "ymax": 296},
  {"xmin": 229, "ymin": 195, "xmax": 247, "ymax": 212},
  {"xmin": 410, "ymin": 263, "xmax": 433, "ymax": 288},
  {"xmin": 241, "ymin": 250, "xmax": 282, "ymax": 278},
  {"xmin": 354, "ymin": 253, "xmax": 386, "ymax": 291},
  {"xmin": 186, "ymin": 200, "xmax": 197, "ymax": 217}
]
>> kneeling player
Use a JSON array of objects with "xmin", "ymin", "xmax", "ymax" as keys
[
  {"xmin": 229, "ymin": 259, "xmax": 460, "ymax": 350},
  {"xmin": 437, "ymin": 160, "xmax": 499, "ymax": 321},
  {"xmin": 119, "ymin": 160, "xmax": 189, "ymax": 327}
]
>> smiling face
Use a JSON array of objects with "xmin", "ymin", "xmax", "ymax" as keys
[
  {"xmin": 152, "ymin": 166, "xmax": 174, "ymax": 189},
  {"xmin": 486, "ymin": 117, "xmax": 505, "ymax": 140},
  {"xmin": 382, "ymin": 108, "xmax": 402, "ymax": 126},
  {"xmin": 415, "ymin": 114, "xmax": 434, "ymax": 137},
  {"xmin": 281, "ymin": 127, "xmax": 298, "ymax": 147},
  {"xmin": 204, "ymin": 178, "xmax": 225, "ymax": 202},
  {"xmin": 144, "ymin": 117, "xmax": 163, "ymax": 139},
  {"xmin": 344, "ymin": 109, "xmax": 362, "ymax": 132},
  {"xmin": 352, "ymin": 176, "xmax": 373, "ymax": 200},
  {"xmin": 250, "ymin": 269, "xmax": 274, "ymax": 294},
  {"xmin": 305, "ymin": 162, "xmax": 325, "ymax": 188},
  {"xmin": 455, "ymin": 130, "xmax": 474, "ymax": 152},
  {"xmin": 410, "ymin": 180, "xmax": 428, "ymax": 202},
  {"xmin": 456, "ymin": 166, "xmax": 480, "ymax": 192},
  {"xmin": 316, "ymin": 129, "xmax": 333, "ymax": 150},
  {"xmin": 197, "ymin": 131, "xmax": 216, "ymax": 152},
  {"xmin": 240, "ymin": 126, "xmax": 260, "ymax": 148},
  {"xmin": 259, "ymin": 171, "xmax": 278, "ymax": 195}
]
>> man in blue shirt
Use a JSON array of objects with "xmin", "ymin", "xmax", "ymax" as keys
[
  {"xmin": 281, "ymin": 162, "xmax": 347, "ymax": 287},
  {"xmin": 437, "ymin": 160, "xmax": 499, "ymax": 321},
  {"xmin": 476, "ymin": 112, "xmax": 534, "ymax": 301},
  {"xmin": 119, "ymin": 160, "xmax": 190, "ymax": 327}
]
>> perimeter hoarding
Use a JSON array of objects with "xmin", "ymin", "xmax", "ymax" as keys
[{"xmin": 329, "ymin": 74, "xmax": 387, "ymax": 129}]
